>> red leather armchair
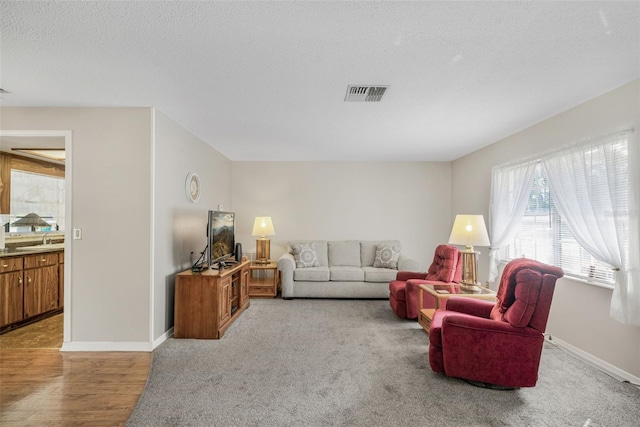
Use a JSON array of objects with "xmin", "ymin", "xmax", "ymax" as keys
[
  {"xmin": 389, "ymin": 244, "xmax": 462, "ymax": 319},
  {"xmin": 428, "ymin": 258, "xmax": 564, "ymax": 388}
]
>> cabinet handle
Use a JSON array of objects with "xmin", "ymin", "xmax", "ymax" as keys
[
  {"xmin": 2, "ymin": 264, "xmax": 8, "ymax": 268},
  {"xmin": 18, "ymin": 277, "xmax": 23, "ymax": 284},
  {"xmin": 41, "ymin": 258, "xmax": 46, "ymax": 263},
  {"xmin": 28, "ymin": 276, "xmax": 32, "ymax": 284}
]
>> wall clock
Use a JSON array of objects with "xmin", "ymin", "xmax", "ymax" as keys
[{"xmin": 185, "ymin": 172, "xmax": 201, "ymax": 203}]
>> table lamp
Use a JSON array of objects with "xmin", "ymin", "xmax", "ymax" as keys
[
  {"xmin": 252, "ymin": 216, "xmax": 275, "ymax": 264},
  {"xmin": 448, "ymin": 214, "xmax": 491, "ymax": 291}
]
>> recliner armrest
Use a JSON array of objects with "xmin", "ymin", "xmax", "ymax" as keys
[
  {"xmin": 445, "ymin": 297, "xmax": 494, "ymax": 319},
  {"xmin": 396, "ymin": 271, "xmax": 427, "ymax": 281},
  {"xmin": 442, "ymin": 312, "xmax": 540, "ymax": 337}
]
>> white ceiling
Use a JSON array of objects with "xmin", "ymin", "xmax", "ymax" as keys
[{"xmin": 1, "ymin": 1, "xmax": 638, "ymax": 161}]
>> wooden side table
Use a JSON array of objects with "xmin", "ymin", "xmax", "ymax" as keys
[
  {"xmin": 248, "ymin": 262, "xmax": 279, "ymax": 298},
  {"xmin": 418, "ymin": 283, "xmax": 496, "ymax": 333}
]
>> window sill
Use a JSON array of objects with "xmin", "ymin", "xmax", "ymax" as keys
[
  {"xmin": 497, "ymin": 260, "xmax": 615, "ymax": 291},
  {"xmin": 561, "ymin": 274, "xmax": 615, "ymax": 290}
]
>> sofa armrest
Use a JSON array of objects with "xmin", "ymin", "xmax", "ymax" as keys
[
  {"xmin": 398, "ymin": 255, "xmax": 419, "ymax": 272},
  {"xmin": 396, "ymin": 271, "xmax": 427, "ymax": 281},
  {"xmin": 277, "ymin": 253, "xmax": 296, "ymax": 299},
  {"xmin": 445, "ymin": 297, "xmax": 494, "ymax": 319}
]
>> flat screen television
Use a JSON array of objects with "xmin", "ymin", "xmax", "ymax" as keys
[{"xmin": 208, "ymin": 210, "xmax": 235, "ymax": 268}]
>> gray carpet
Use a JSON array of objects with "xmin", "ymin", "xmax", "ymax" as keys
[{"xmin": 127, "ymin": 299, "xmax": 640, "ymax": 426}]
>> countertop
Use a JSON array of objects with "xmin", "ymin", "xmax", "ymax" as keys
[{"xmin": 0, "ymin": 244, "xmax": 65, "ymax": 258}]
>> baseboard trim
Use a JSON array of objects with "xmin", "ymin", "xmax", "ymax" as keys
[
  {"xmin": 152, "ymin": 327, "xmax": 174, "ymax": 349},
  {"xmin": 546, "ymin": 335, "xmax": 640, "ymax": 386},
  {"xmin": 59, "ymin": 327, "xmax": 175, "ymax": 352},
  {"xmin": 60, "ymin": 341, "xmax": 153, "ymax": 352}
]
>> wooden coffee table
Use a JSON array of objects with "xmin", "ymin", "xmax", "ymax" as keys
[{"xmin": 418, "ymin": 283, "xmax": 497, "ymax": 332}]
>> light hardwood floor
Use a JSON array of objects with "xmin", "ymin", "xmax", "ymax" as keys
[{"xmin": 0, "ymin": 314, "xmax": 151, "ymax": 426}]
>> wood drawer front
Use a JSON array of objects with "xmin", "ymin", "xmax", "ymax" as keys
[
  {"xmin": 249, "ymin": 285, "xmax": 276, "ymax": 297},
  {"xmin": 24, "ymin": 253, "xmax": 59, "ymax": 269},
  {"xmin": 418, "ymin": 309, "xmax": 435, "ymax": 332},
  {"xmin": 1, "ymin": 257, "xmax": 23, "ymax": 273}
]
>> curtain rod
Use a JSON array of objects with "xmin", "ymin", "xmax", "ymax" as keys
[{"xmin": 493, "ymin": 127, "xmax": 635, "ymax": 171}]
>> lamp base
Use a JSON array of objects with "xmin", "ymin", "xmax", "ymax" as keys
[
  {"xmin": 255, "ymin": 238, "xmax": 271, "ymax": 265},
  {"xmin": 460, "ymin": 282, "xmax": 481, "ymax": 293}
]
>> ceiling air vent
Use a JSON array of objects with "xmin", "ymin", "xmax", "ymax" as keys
[{"xmin": 344, "ymin": 85, "xmax": 388, "ymax": 102}]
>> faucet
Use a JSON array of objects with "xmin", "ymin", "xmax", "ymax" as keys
[{"xmin": 41, "ymin": 232, "xmax": 51, "ymax": 245}]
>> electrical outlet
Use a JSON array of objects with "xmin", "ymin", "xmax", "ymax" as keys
[{"xmin": 73, "ymin": 228, "xmax": 82, "ymax": 240}]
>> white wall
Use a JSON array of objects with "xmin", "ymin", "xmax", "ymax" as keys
[
  {"xmin": 451, "ymin": 79, "xmax": 640, "ymax": 377},
  {"xmin": 231, "ymin": 161, "xmax": 452, "ymax": 269},
  {"xmin": 1, "ymin": 107, "xmax": 153, "ymax": 347},
  {"xmin": 152, "ymin": 110, "xmax": 232, "ymax": 342}
]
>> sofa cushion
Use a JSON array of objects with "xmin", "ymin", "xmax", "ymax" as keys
[
  {"xmin": 360, "ymin": 240, "xmax": 402, "ymax": 267},
  {"xmin": 373, "ymin": 243, "xmax": 401, "ymax": 269},
  {"xmin": 328, "ymin": 241, "xmax": 361, "ymax": 267},
  {"xmin": 363, "ymin": 267, "xmax": 399, "ymax": 283},
  {"xmin": 329, "ymin": 266, "xmax": 365, "ymax": 282},
  {"xmin": 290, "ymin": 242, "xmax": 320, "ymax": 268},
  {"xmin": 425, "ymin": 244, "xmax": 458, "ymax": 282},
  {"xmin": 294, "ymin": 266, "xmax": 330, "ymax": 282},
  {"xmin": 502, "ymin": 269, "xmax": 543, "ymax": 328},
  {"xmin": 289, "ymin": 241, "xmax": 328, "ymax": 266}
]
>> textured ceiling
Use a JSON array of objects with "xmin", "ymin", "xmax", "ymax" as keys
[{"xmin": 1, "ymin": 1, "xmax": 639, "ymax": 161}]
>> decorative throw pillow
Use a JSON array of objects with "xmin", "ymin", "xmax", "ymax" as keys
[
  {"xmin": 373, "ymin": 244, "xmax": 401, "ymax": 269},
  {"xmin": 291, "ymin": 243, "xmax": 320, "ymax": 268}
]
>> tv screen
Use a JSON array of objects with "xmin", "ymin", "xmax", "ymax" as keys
[{"xmin": 208, "ymin": 210, "xmax": 235, "ymax": 267}]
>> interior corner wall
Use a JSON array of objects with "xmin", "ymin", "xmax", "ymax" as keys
[
  {"xmin": 450, "ymin": 79, "xmax": 640, "ymax": 378},
  {"xmin": 0, "ymin": 107, "xmax": 153, "ymax": 346},
  {"xmin": 152, "ymin": 110, "xmax": 232, "ymax": 342},
  {"xmin": 231, "ymin": 161, "xmax": 452, "ymax": 270}
]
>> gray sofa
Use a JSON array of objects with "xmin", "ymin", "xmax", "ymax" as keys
[{"xmin": 277, "ymin": 240, "xmax": 419, "ymax": 299}]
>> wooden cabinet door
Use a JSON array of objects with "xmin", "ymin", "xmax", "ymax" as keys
[
  {"xmin": 58, "ymin": 251, "xmax": 64, "ymax": 308},
  {"xmin": 0, "ymin": 271, "xmax": 23, "ymax": 327},
  {"xmin": 218, "ymin": 276, "xmax": 231, "ymax": 326},
  {"xmin": 24, "ymin": 265, "xmax": 59, "ymax": 318},
  {"xmin": 240, "ymin": 267, "xmax": 249, "ymax": 306}
]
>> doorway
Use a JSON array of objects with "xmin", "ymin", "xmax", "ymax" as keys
[{"xmin": 0, "ymin": 130, "xmax": 72, "ymax": 347}]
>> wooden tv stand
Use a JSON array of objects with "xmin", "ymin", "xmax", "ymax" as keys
[{"xmin": 174, "ymin": 258, "xmax": 250, "ymax": 339}]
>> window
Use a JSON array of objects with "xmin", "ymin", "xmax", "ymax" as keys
[
  {"xmin": 500, "ymin": 134, "xmax": 629, "ymax": 286},
  {"xmin": 502, "ymin": 163, "xmax": 618, "ymax": 284},
  {"xmin": 9, "ymin": 170, "xmax": 65, "ymax": 232}
]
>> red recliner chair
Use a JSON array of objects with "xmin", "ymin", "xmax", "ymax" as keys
[
  {"xmin": 428, "ymin": 258, "xmax": 564, "ymax": 388},
  {"xmin": 389, "ymin": 244, "xmax": 462, "ymax": 319}
]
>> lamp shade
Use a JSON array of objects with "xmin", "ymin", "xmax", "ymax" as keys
[
  {"xmin": 251, "ymin": 216, "xmax": 275, "ymax": 238},
  {"xmin": 448, "ymin": 214, "xmax": 490, "ymax": 250}
]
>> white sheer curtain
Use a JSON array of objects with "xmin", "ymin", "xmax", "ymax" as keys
[
  {"xmin": 541, "ymin": 131, "xmax": 639, "ymax": 326},
  {"xmin": 488, "ymin": 161, "xmax": 537, "ymax": 282}
]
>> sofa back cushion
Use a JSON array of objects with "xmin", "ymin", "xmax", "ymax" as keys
[
  {"xmin": 489, "ymin": 258, "xmax": 563, "ymax": 330},
  {"xmin": 360, "ymin": 240, "xmax": 402, "ymax": 267},
  {"xmin": 289, "ymin": 240, "xmax": 328, "ymax": 267},
  {"xmin": 502, "ymin": 269, "xmax": 542, "ymax": 327},
  {"xmin": 328, "ymin": 241, "xmax": 361, "ymax": 266},
  {"xmin": 425, "ymin": 244, "xmax": 459, "ymax": 282}
]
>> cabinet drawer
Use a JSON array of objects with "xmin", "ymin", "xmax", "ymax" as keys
[
  {"xmin": 249, "ymin": 285, "xmax": 276, "ymax": 297},
  {"xmin": 24, "ymin": 253, "xmax": 59, "ymax": 269},
  {"xmin": 1, "ymin": 257, "xmax": 23, "ymax": 273},
  {"xmin": 418, "ymin": 308, "xmax": 435, "ymax": 332}
]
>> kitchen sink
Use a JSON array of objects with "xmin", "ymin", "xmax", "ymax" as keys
[{"xmin": 15, "ymin": 243, "xmax": 65, "ymax": 251}]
